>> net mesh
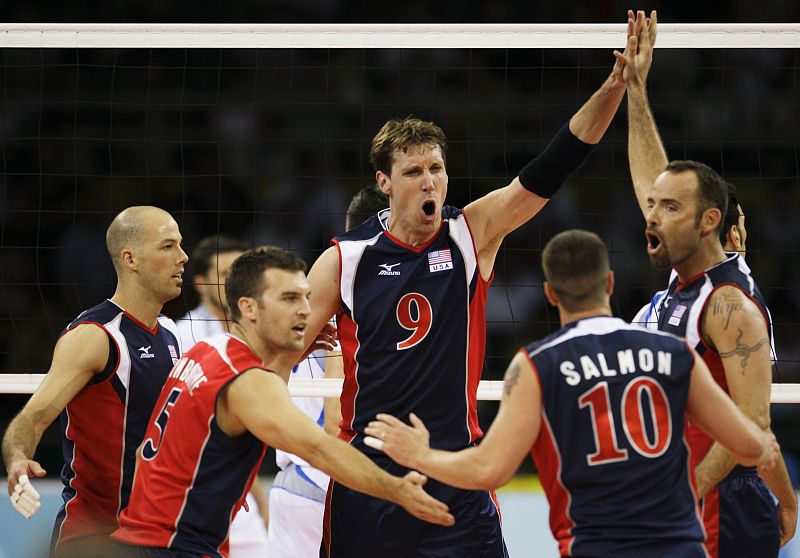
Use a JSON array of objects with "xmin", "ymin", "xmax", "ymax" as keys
[{"xmin": 2, "ymin": 45, "xmax": 798, "ymax": 385}]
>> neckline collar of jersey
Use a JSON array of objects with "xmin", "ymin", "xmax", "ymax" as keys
[
  {"xmin": 106, "ymin": 298, "xmax": 161, "ymax": 335},
  {"xmin": 383, "ymin": 221, "xmax": 445, "ymax": 254},
  {"xmin": 674, "ymin": 253, "xmax": 737, "ymax": 292}
]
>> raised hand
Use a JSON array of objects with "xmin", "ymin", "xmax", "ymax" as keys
[
  {"xmin": 614, "ymin": 10, "xmax": 658, "ymax": 87},
  {"xmin": 611, "ymin": 11, "xmax": 636, "ymax": 85}
]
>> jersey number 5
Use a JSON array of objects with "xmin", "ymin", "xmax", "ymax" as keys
[
  {"xmin": 141, "ymin": 387, "xmax": 182, "ymax": 461},
  {"xmin": 578, "ymin": 377, "xmax": 672, "ymax": 466},
  {"xmin": 396, "ymin": 293, "xmax": 433, "ymax": 350}
]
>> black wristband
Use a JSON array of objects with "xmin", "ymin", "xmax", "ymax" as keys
[{"xmin": 518, "ymin": 123, "xmax": 596, "ymax": 199}]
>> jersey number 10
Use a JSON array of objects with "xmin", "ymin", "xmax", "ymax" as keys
[{"xmin": 578, "ymin": 377, "xmax": 673, "ymax": 466}]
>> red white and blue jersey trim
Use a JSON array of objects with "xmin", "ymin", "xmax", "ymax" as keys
[
  {"xmin": 334, "ymin": 206, "xmax": 489, "ymax": 453},
  {"xmin": 640, "ymin": 254, "xmax": 774, "ymax": 465},
  {"xmin": 113, "ymin": 334, "xmax": 268, "ymax": 558},
  {"xmin": 53, "ymin": 300, "xmax": 180, "ymax": 548},
  {"xmin": 527, "ymin": 316, "xmax": 705, "ymax": 557}
]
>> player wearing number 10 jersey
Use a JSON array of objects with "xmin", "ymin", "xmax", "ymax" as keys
[{"xmin": 364, "ymin": 230, "xmax": 779, "ymax": 558}]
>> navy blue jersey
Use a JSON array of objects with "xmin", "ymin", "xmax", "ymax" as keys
[
  {"xmin": 526, "ymin": 316, "xmax": 704, "ymax": 557},
  {"xmin": 649, "ymin": 254, "xmax": 774, "ymax": 464},
  {"xmin": 334, "ymin": 206, "xmax": 489, "ymax": 453},
  {"xmin": 53, "ymin": 300, "xmax": 180, "ymax": 548}
]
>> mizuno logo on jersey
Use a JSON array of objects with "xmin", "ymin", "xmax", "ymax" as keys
[
  {"xmin": 428, "ymin": 249, "xmax": 453, "ymax": 272},
  {"xmin": 378, "ymin": 263, "xmax": 401, "ymax": 276},
  {"xmin": 138, "ymin": 345, "xmax": 155, "ymax": 359}
]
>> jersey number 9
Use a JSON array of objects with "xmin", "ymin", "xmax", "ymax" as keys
[{"xmin": 395, "ymin": 293, "xmax": 433, "ymax": 350}]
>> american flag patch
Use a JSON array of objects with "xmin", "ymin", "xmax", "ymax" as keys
[
  {"xmin": 168, "ymin": 344, "xmax": 179, "ymax": 364},
  {"xmin": 428, "ymin": 248, "xmax": 453, "ymax": 272},
  {"xmin": 668, "ymin": 304, "xmax": 687, "ymax": 327}
]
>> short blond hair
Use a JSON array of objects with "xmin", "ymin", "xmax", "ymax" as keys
[{"xmin": 369, "ymin": 117, "xmax": 447, "ymax": 175}]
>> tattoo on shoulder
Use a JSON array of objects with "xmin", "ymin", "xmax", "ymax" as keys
[
  {"xmin": 710, "ymin": 291, "xmax": 743, "ymax": 330},
  {"xmin": 718, "ymin": 328, "xmax": 769, "ymax": 373},
  {"xmin": 504, "ymin": 362, "xmax": 521, "ymax": 397}
]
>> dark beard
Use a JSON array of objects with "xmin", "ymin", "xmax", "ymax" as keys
[{"xmin": 648, "ymin": 249, "xmax": 672, "ymax": 269}]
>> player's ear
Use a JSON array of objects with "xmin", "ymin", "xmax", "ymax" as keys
[
  {"xmin": 729, "ymin": 225, "xmax": 743, "ymax": 251},
  {"xmin": 376, "ymin": 171, "xmax": 391, "ymax": 196},
  {"xmin": 605, "ymin": 270, "xmax": 614, "ymax": 296},
  {"xmin": 193, "ymin": 273, "xmax": 207, "ymax": 296},
  {"xmin": 237, "ymin": 297, "xmax": 257, "ymax": 321},
  {"xmin": 121, "ymin": 248, "xmax": 137, "ymax": 271},
  {"xmin": 700, "ymin": 207, "xmax": 722, "ymax": 237},
  {"xmin": 543, "ymin": 282, "xmax": 559, "ymax": 307}
]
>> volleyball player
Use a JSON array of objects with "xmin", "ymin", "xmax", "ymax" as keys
[
  {"xmin": 621, "ymin": 10, "xmax": 797, "ymax": 556},
  {"xmin": 633, "ymin": 182, "xmax": 751, "ymax": 328},
  {"xmin": 365, "ymin": 229, "xmax": 780, "ymax": 558},
  {"xmin": 175, "ymin": 234, "xmax": 271, "ymax": 558},
  {"xmin": 302, "ymin": 25, "xmax": 638, "ymax": 557},
  {"xmin": 112, "ymin": 246, "xmax": 453, "ymax": 558},
  {"xmin": 265, "ymin": 185, "xmax": 388, "ymax": 558},
  {"xmin": 2, "ymin": 206, "xmax": 188, "ymax": 557}
]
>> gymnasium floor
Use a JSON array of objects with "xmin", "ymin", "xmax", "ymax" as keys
[{"xmin": 0, "ymin": 477, "xmax": 796, "ymax": 557}]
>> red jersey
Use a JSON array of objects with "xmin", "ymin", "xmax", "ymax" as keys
[{"xmin": 113, "ymin": 334, "xmax": 268, "ymax": 558}]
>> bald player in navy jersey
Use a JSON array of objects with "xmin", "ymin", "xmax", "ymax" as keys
[
  {"xmin": 366, "ymin": 229, "xmax": 780, "ymax": 558},
  {"xmin": 2, "ymin": 206, "xmax": 188, "ymax": 558}
]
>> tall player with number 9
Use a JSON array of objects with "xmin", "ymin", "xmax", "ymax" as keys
[
  {"xmin": 365, "ymin": 230, "xmax": 780, "ymax": 558},
  {"xmin": 304, "ymin": 22, "xmax": 640, "ymax": 557}
]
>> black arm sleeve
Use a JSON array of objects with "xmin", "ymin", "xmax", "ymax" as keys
[{"xmin": 517, "ymin": 123, "xmax": 596, "ymax": 199}]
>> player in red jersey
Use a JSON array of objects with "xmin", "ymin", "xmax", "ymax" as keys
[
  {"xmin": 365, "ymin": 229, "xmax": 780, "ymax": 558},
  {"xmin": 621, "ymin": 10, "xmax": 796, "ymax": 557},
  {"xmin": 113, "ymin": 246, "xmax": 453, "ymax": 558},
  {"xmin": 2, "ymin": 206, "xmax": 188, "ymax": 558}
]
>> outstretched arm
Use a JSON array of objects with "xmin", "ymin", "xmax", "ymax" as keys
[
  {"xmin": 619, "ymin": 9, "xmax": 667, "ymax": 216},
  {"xmin": 364, "ymin": 351, "xmax": 541, "ymax": 491},
  {"xmin": 2, "ymin": 324, "xmax": 109, "ymax": 517},
  {"xmin": 224, "ymin": 369, "xmax": 454, "ymax": 526},
  {"xmin": 463, "ymin": 20, "xmax": 634, "ymax": 275}
]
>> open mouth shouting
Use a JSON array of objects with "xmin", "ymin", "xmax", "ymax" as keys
[
  {"xmin": 646, "ymin": 229, "xmax": 664, "ymax": 257},
  {"xmin": 421, "ymin": 199, "xmax": 437, "ymax": 222}
]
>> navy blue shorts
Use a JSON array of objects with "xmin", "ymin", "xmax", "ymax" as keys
[
  {"xmin": 112, "ymin": 543, "xmax": 207, "ymax": 558},
  {"xmin": 702, "ymin": 466, "xmax": 779, "ymax": 558},
  {"xmin": 321, "ymin": 458, "xmax": 508, "ymax": 558},
  {"xmin": 571, "ymin": 539, "xmax": 707, "ymax": 558}
]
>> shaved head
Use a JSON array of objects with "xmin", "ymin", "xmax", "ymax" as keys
[{"xmin": 106, "ymin": 206, "xmax": 175, "ymax": 274}]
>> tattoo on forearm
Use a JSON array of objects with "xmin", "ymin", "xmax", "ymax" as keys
[
  {"xmin": 711, "ymin": 292, "xmax": 743, "ymax": 330},
  {"xmin": 718, "ymin": 328, "xmax": 769, "ymax": 373},
  {"xmin": 504, "ymin": 362, "xmax": 521, "ymax": 397}
]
